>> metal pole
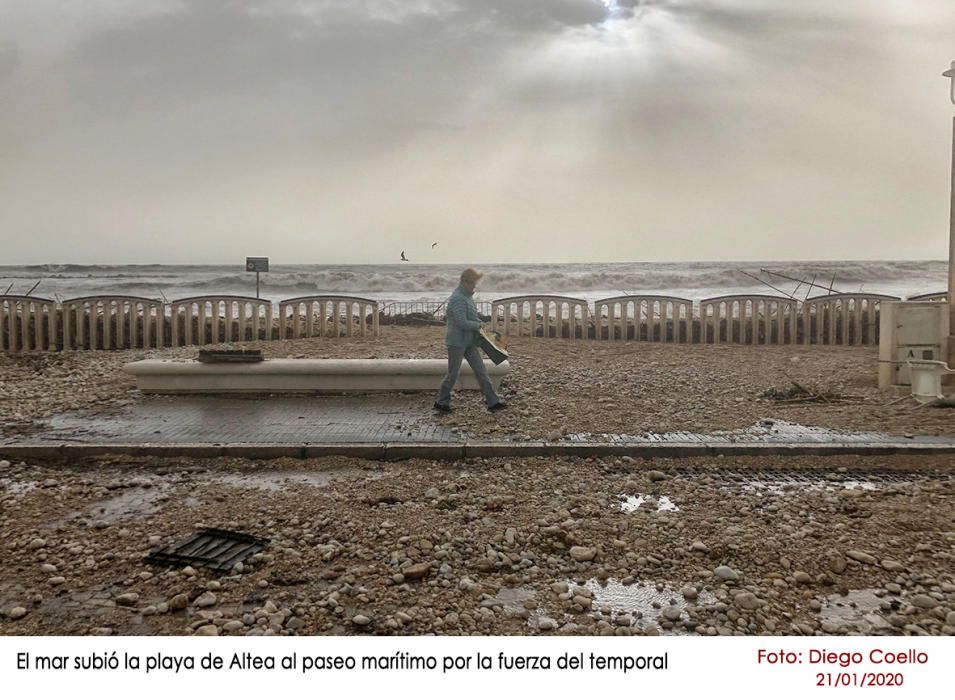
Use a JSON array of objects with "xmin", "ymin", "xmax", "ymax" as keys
[
  {"xmin": 948, "ymin": 115, "xmax": 955, "ymax": 368},
  {"xmin": 256, "ymin": 271, "xmax": 260, "ymax": 299}
]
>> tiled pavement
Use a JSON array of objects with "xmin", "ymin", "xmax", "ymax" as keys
[
  {"xmin": 7, "ymin": 395, "xmax": 464, "ymax": 445},
  {"xmin": 3, "ymin": 395, "xmax": 955, "ymax": 448}
]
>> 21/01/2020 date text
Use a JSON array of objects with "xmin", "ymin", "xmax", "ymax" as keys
[{"xmin": 816, "ymin": 672, "xmax": 904, "ymax": 687}]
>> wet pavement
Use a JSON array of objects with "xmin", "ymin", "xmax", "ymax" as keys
[
  {"xmin": 2, "ymin": 395, "xmax": 955, "ymax": 448},
  {"xmin": 1, "ymin": 395, "xmax": 463, "ymax": 445}
]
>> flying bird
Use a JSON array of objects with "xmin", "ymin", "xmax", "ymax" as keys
[
  {"xmin": 431, "ymin": 242, "xmax": 438, "ymax": 248},
  {"xmin": 400, "ymin": 251, "xmax": 408, "ymax": 261}
]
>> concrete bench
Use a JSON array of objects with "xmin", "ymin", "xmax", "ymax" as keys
[{"xmin": 123, "ymin": 359, "xmax": 510, "ymax": 394}]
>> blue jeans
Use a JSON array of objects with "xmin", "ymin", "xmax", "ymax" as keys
[{"xmin": 436, "ymin": 345, "xmax": 501, "ymax": 407}]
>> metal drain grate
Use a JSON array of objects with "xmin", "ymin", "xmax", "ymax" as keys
[{"xmin": 145, "ymin": 527, "xmax": 269, "ymax": 571}]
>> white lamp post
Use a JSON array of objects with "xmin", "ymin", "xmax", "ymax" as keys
[{"xmin": 944, "ymin": 60, "xmax": 955, "ymax": 367}]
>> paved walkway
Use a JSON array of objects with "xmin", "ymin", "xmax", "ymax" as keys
[
  {"xmin": 24, "ymin": 395, "xmax": 461, "ymax": 445},
  {"xmin": 2, "ymin": 396, "xmax": 955, "ymax": 460}
]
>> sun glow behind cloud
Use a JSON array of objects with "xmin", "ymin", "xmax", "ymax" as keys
[{"xmin": 0, "ymin": 1, "xmax": 954, "ymax": 263}]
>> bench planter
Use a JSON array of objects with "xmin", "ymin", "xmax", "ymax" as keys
[{"xmin": 123, "ymin": 358, "xmax": 510, "ymax": 394}]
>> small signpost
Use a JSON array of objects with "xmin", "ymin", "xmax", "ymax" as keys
[{"xmin": 245, "ymin": 257, "xmax": 268, "ymax": 299}]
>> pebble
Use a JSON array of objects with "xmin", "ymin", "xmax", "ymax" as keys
[
  {"xmin": 168, "ymin": 594, "xmax": 188, "ymax": 611},
  {"xmin": 352, "ymin": 614, "xmax": 371, "ymax": 626},
  {"xmin": 569, "ymin": 546, "xmax": 597, "ymax": 562},
  {"xmin": 115, "ymin": 593, "xmax": 140, "ymax": 606},
  {"xmin": 793, "ymin": 571, "xmax": 812, "ymax": 584},
  {"xmin": 911, "ymin": 594, "xmax": 936, "ymax": 609},
  {"xmin": 661, "ymin": 606, "xmax": 682, "ymax": 621},
  {"xmin": 9, "ymin": 607, "xmax": 27, "ymax": 620},
  {"xmin": 194, "ymin": 624, "xmax": 219, "ymax": 636},
  {"xmin": 194, "ymin": 592, "xmax": 217, "ymax": 608},
  {"xmin": 846, "ymin": 550, "xmax": 877, "ymax": 566},
  {"xmin": 401, "ymin": 563, "xmax": 431, "ymax": 580},
  {"xmin": 714, "ymin": 565, "xmax": 739, "ymax": 581},
  {"xmin": 538, "ymin": 617, "xmax": 557, "ymax": 630},
  {"xmin": 888, "ymin": 614, "xmax": 907, "ymax": 628},
  {"xmin": 734, "ymin": 593, "xmax": 762, "ymax": 611},
  {"xmin": 646, "ymin": 470, "xmax": 667, "ymax": 481},
  {"xmin": 827, "ymin": 554, "xmax": 847, "ymax": 574}
]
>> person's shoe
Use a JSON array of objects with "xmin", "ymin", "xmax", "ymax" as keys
[
  {"xmin": 433, "ymin": 402, "xmax": 452, "ymax": 413},
  {"xmin": 487, "ymin": 401, "xmax": 507, "ymax": 412}
]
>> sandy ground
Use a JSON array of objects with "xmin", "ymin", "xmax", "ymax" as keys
[
  {"xmin": 1, "ymin": 326, "xmax": 954, "ymax": 439},
  {"xmin": 0, "ymin": 453, "xmax": 952, "ymax": 636}
]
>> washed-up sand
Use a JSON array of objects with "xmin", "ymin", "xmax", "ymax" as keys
[
  {"xmin": 0, "ymin": 453, "xmax": 952, "ymax": 636},
  {"xmin": 1, "ymin": 326, "xmax": 953, "ymax": 439}
]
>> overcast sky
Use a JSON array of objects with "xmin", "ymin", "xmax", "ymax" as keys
[{"xmin": 1, "ymin": 0, "xmax": 954, "ymax": 264}]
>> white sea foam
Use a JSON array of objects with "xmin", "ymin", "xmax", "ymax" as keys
[{"xmin": 0, "ymin": 260, "xmax": 945, "ymax": 304}]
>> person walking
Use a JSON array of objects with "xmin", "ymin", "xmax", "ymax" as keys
[{"xmin": 434, "ymin": 268, "xmax": 506, "ymax": 412}]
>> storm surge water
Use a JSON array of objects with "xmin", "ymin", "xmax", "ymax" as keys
[{"xmin": 0, "ymin": 261, "xmax": 945, "ymax": 305}]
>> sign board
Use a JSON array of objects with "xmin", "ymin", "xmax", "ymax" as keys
[{"xmin": 246, "ymin": 257, "xmax": 269, "ymax": 273}]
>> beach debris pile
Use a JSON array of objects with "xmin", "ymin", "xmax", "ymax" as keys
[
  {"xmin": 760, "ymin": 376, "xmax": 860, "ymax": 404},
  {"xmin": 0, "ymin": 453, "xmax": 952, "ymax": 637}
]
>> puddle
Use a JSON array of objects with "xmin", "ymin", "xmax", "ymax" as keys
[
  {"xmin": 565, "ymin": 420, "xmax": 943, "ymax": 445},
  {"xmin": 206, "ymin": 468, "xmax": 379, "ymax": 492},
  {"xmin": 0, "ymin": 581, "xmax": 168, "ymax": 634},
  {"xmin": 619, "ymin": 494, "xmax": 679, "ymax": 513},
  {"xmin": 818, "ymin": 589, "xmax": 896, "ymax": 634},
  {"xmin": 486, "ymin": 587, "xmax": 538, "ymax": 612},
  {"xmin": 742, "ymin": 479, "xmax": 880, "ymax": 494},
  {"xmin": 657, "ymin": 496, "xmax": 678, "ymax": 512},
  {"xmin": 482, "ymin": 587, "xmax": 549, "ymax": 628},
  {"xmin": 576, "ymin": 578, "xmax": 716, "ymax": 632},
  {"xmin": 53, "ymin": 487, "xmax": 168, "ymax": 527}
]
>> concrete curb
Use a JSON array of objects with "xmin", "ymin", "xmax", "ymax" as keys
[{"xmin": 2, "ymin": 441, "xmax": 955, "ymax": 461}]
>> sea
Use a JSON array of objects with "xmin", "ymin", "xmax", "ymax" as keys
[{"xmin": 0, "ymin": 261, "xmax": 947, "ymax": 306}]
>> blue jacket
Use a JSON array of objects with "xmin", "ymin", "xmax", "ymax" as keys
[{"xmin": 444, "ymin": 285, "xmax": 483, "ymax": 348}]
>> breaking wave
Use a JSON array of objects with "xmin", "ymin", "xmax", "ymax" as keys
[{"xmin": 1, "ymin": 260, "xmax": 946, "ymax": 301}]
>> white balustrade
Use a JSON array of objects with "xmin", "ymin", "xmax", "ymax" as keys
[
  {"xmin": 278, "ymin": 296, "xmax": 379, "ymax": 339},
  {"xmin": 61, "ymin": 296, "xmax": 164, "ymax": 350},
  {"xmin": 801, "ymin": 294, "xmax": 898, "ymax": 346},
  {"xmin": 0, "ymin": 289, "xmax": 927, "ymax": 353},
  {"xmin": 0, "ymin": 296, "xmax": 58, "ymax": 352},
  {"xmin": 593, "ymin": 295, "xmax": 693, "ymax": 342},
  {"xmin": 907, "ymin": 291, "xmax": 947, "ymax": 302},
  {"xmin": 168, "ymin": 296, "xmax": 272, "ymax": 347},
  {"xmin": 491, "ymin": 295, "xmax": 589, "ymax": 339},
  {"xmin": 699, "ymin": 295, "xmax": 799, "ymax": 345}
]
